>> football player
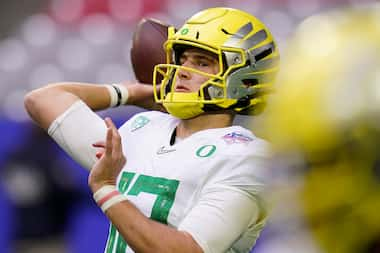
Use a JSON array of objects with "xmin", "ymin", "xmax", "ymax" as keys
[
  {"xmin": 25, "ymin": 7, "xmax": 279, "ymax": 253},
  {"xmin": 263, "ymin": 5, "xmax": 380, "ymax": 253}
]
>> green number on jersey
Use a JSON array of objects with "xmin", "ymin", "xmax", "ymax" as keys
[
  {"xmin": 128, "ymin": 174, "xmax": 179, "ymax": 224},
  {"xmin": 106, "ymin": 172, "xmax": 180, "ymax": 252},
  {"xmin": 106, "ymin": 225, "xmax": 127, "ymax": 253}
]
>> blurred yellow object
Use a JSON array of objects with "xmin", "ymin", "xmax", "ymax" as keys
[{"xmin": 263, "ymin": 5, "xmax": 380, "ymax": 253}]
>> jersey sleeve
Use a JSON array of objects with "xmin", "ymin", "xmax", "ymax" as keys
[
  {"xmin": 178, "ymin": 185, "xmax": 261, "ymax": 253},
  {"xmin": 178, "ymin": 150, "xmax": 270, "ymax": 253},
  {"xmin": 47, "ymin": 100, "xmax": 107, "ymax": 170}
]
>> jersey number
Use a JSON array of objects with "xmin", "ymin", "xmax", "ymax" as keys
[{"xmin": 106, "ymin": 172, "xmax": 180, "ymax": 253}]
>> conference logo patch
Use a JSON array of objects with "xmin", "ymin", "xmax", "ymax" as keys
[{"xmin": 131, "ymin": 115, "xmax": 150, "ymax": 131}]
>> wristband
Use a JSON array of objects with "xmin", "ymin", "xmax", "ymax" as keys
[
  {"xmin": 105, "ymin": 83, "xmax": 129, "ymax": 107},
  {"xmin": 93, "ymin": 185, "xmax": 128, "ymax": 212}
]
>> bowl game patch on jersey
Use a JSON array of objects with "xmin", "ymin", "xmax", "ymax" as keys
[{"xmin": 222, "ymin": 132, "xmax": 253, "ymax": 145}]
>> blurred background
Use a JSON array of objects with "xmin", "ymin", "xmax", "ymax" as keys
[{"xmin": 0, "ymin": 0, "xmax": 378, "ymax": 252}]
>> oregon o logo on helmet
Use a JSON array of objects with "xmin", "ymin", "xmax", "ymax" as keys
[
  {"xmin": 196, "ymin": 145, "xmax": 216, "ymax": 157},
  {"xmin": 180, "ymin": 28, "xmax": 189, "ymax": 35}
]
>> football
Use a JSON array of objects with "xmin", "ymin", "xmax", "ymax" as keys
[{"xmin": 130, "ymin": 18, "xmax": 169, "ymax": 84}]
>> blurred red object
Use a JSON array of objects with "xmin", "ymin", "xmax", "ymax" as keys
[{"xmin": 48, "ymin": 0, "xmax": 168, "ymax": 24}]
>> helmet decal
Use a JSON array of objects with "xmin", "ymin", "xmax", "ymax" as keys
[
  {"xmin": 180, "ymin": 28, "xmax": 189, "ymax": 35},
  {"xmin": 223, "ymin": 27, "xmax": 268, "ymax": 51}
]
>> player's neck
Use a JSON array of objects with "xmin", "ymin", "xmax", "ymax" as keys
[{"xmin": 176, "ymin": 112, "xmax": 234, "ymax": 139}]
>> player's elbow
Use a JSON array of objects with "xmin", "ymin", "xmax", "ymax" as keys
[
  {"xmin": 24, "ymin": 88, "xmax": 54, "ymax": 129},
  {"xmin": 24, "ymin": 90, "xmax": 40, "ymax": 118},
  {"xmin": 24, "ymin": 89, "xmax": 46, "ymax": 122}
]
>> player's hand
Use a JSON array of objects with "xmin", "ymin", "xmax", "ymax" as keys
[
  {"xmin": 88, "ymin": 117, "xmax": 126, "ymax": 193},
  {"xmin": 123, "ymin": 81, "xmax": 166, "ymax": 112}
]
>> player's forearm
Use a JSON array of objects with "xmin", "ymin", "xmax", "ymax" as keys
[
  {"xmin": 104, "ymin": 200, "xmax": 203, "ymax": 253},
  {"xmin": 125, "ymin": 83, "xmax": 166, "ymax": 112},
  {"xmin": 24, "ymin": 82, "xmax": 111, "ymax": 130}
]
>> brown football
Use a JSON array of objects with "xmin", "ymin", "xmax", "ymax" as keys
[{"xmin": 130, "ymin": 18, "xmax": 169, "ymax": 84}]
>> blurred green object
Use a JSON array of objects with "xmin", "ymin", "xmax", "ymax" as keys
[{"xmin": 263, "ymin": 4, "xmax": 380, "ymax": 253}]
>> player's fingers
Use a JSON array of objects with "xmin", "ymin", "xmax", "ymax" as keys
[
  {"xmin": 105, "ymin": 117, "xmax": 117, "ymax": 130},
  {"xmin": 104, "ymin": 117, "xmax": 121, "ymax": 155},
  {"xmin": 96, "ymin": 151, "xmax": 104, "ymax": 159},
  {"xmin": 111, "ymin": 126, "xmax": 122, "ymax": 159},
  {"xmin": 104, "ymin": 117, "xmax": 124, "ymax": 165},
  {"xmin": 105, "ymin": 121, "xmax": 113, "ymax": 156},
  {"xmin": 92, "ymin": 141, "xmax": 105, "ymax": 148}
]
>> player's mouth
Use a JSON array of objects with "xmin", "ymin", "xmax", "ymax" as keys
[{"xmin": 174, "ymin": 84, "xmax": 191, "ymax": 92}]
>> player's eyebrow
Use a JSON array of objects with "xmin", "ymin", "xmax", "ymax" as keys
[
  {"xmin": 182, "ymin": 51, "xmax": 218, "ymax": 63},
  {"xmin": 194, "ymin": 55, "xmax": 217, "ymax": 64}
]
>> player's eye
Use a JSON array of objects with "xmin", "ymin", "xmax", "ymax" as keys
[{"xmin": 198, "ymin": 61, "xmax": 210, "ymax": 67}]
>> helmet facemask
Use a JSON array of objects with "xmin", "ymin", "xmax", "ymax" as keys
[{"xmin": 153, "ymin": 43, "xmax": 234, "ymax": 119}]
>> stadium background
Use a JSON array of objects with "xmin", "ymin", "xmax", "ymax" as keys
[{"xmin": 0, "ymin": 0, "xmax": 376, "ymax": 252}]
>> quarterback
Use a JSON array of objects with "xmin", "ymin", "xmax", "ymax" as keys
[{"xmin": 24, "ymin": 7, "xmax": 279, "ymax": 253}]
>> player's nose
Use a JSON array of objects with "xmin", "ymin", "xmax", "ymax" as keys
[{"xmin": 177, "ymin": 66, "xmax": 191, "ymax": 80}]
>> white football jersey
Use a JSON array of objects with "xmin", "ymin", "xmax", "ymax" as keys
[{"xmin": 104, "ymin": 111, "xmax": 271, "ymax": 253}]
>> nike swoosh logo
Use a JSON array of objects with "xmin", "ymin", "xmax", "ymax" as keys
[{"xmin": 156, "ymin": 146, "xmax": 176, "ymax": 155}]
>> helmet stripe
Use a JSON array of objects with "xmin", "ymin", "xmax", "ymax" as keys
[
  {"xmin": 223, "ymin": 21, "xmax": 268, "ymax": 50},
  {"xmin": 244, "ymin": 30, "xmax": 268, "ymax": 48},
  {"xmin": 222, "ymin": 22, "xmax": 252, "ymax": 47},
  {"xmin": 234, "ymin": 22, "xmax": 254, "ymax": 38}
]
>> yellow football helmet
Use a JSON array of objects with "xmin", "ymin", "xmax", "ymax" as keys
[
  {"xmin": 263, "ymin": 5, "xmax": 380, "ymax": 253},
  {"xmin": 153, "ymin": 7, "xmax": 279, "ymax": 119}
]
